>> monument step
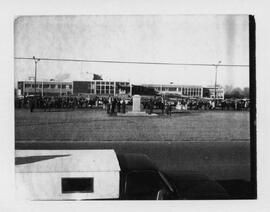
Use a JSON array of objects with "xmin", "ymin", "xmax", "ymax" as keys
[{"xmin": 117, "ymin": 112, "xmax": 158, "ymax": 117}]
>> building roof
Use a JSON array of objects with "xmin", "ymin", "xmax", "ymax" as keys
[
  {"xmin": 142, "ymin": 84, "xmax": 203, "ymax": 88},
  {"xmin": 19, "ymin": 80, "xmax": 72, "ymax": 84}
]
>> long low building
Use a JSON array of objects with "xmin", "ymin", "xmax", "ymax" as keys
[
  {"xmin": 142, "ymin": 84, "xmax": 224, "ymax": 99},
  {"xmin": 142, "ymin": 84, "xmax": 204, "ymax": 98},
  {"xmin": 17, "ymin": 81, "xmax": 73, "ymax": 96},
  {"xmin": 17, "ymin": 80, "xmax": 224, "ymax": 99}
]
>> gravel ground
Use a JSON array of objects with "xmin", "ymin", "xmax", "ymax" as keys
[{"xmin": 15, "ymin": 109, "xmax": 250, "ymax": 142}]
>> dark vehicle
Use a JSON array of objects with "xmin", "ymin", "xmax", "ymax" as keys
[
  {"xmin": 117, "ymin": 153, "xmax": 229, "ymax": 200},
  {"xmin": 16, "ymin": 150, "xmax": 242, "ymax": 200}
]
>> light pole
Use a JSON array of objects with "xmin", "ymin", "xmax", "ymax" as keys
[
  {"xmin": 214, "ymin": 61, "xmax": 222, "ymax": 102},
  {"xmin": 33, "ymin": 56, "xmax": 40, "ymax": 95}
]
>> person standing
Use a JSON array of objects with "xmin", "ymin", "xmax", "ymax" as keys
[
  {"xmin": 149, "ymin": 99, "xmax": 153, "ymax": 114},
  {"xmin": 107, "ymin": 96, "xmax": 112, "ymax": 114},
  {"xmin": 117, "ymin": 98, "xmax": 121, "ymax": 113},
  {"xmin": 168, "ymin": 102, "xmax": 172, "ymax": 116},
  {"xmin": 111, "ymin": 98, "xmax": 116, "ymax": 114},
  {"xmin": 122, "ymin": 99, "xmax": 126, "ymax": 113},
  {"xmin": 29, "ymin": 97, "xmax": 34, "ymax": 113}
]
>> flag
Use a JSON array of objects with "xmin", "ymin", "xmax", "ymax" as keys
[{"xmin": 93, "ymin": 74, "xmax": 103, "ymax": 80}]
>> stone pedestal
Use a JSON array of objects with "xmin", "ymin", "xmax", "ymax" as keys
[
  {"xmin": 117, "ymin": 95, "xmax": 157, "ymax": 117},
  {"xmin": 132, "ymin": 95, "xmax": 141, "ymax": 112}
]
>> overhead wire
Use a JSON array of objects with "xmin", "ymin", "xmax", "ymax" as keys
[{"xmin": 14, "ymin": 57, "xmax": 249, "ymax": 68}]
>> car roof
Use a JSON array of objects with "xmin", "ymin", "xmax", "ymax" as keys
[
  {"xmin": 117, "ymin": 153, "xmax": 157, "ymax": 172},
  {"xmin": 16, "ymin": 150, "xmax": 120, "ymax": 173}
]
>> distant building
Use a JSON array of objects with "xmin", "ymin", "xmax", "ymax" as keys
[
  {"xmin": 17, "ymin": 80, "xmax": 224, "ymax": 99},
  {"xmin": 73, "ymin": 80, "xmax": 131, "ymax": 97},
  {"xmin": 17, "ymin": 81, "xmax": 73, "ymax": 96},
  {"xmin": 202, "ymin": 86, "xmax": 224, "ymax": 99},
  {"xmin": 142, "ymin": 84, "xmax": 204, "ymax": 98},
  {"xmin": 142, "ymin": 84, "xmax": 224, "ymax": 99}
]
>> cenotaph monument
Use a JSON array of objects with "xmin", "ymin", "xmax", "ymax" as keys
[{"xmin": 121, "ymin": 95, "xmax": 157, "ymax": 116}]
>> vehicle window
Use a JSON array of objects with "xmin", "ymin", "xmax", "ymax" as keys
[
  {"xmin": 125, "ymin": 171, "xmax": 166, "ymax": 200},
  {"xmin": 61, "ymin": 177, "xmax": 93, "ymax": 193}
]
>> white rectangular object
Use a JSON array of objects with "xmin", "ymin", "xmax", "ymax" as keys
[{"xmin": 15, "ymin": 150, "xmax": 120, "ymax": 200}]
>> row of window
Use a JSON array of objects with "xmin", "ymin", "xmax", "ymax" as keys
[
  {"xmin": 94, "ymin": 81, "xmax": 130, "ymax": 86},
  {"xmin": 154, "ymin": 87, "xmax": 202, "ymax": 92},
  {"xmin": 24, "ymin": 83, "xmax": 72, "ymax": 89},
  {"xmin": 153, "ymin": 86, "xmax": 202, "ymax": 96},
  {"xmin": 96, "ymin": 90, "xmax": 114, "ymax": 94}
]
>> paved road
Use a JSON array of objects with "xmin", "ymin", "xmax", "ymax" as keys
[{"xmin": 16, "ymin": 140, "xmax": 250, "ymax": 181}]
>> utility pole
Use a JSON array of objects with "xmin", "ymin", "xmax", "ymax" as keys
[
  {"xmin": 214, "ymin": 61, "xmax": 222, "ymax": 103},
  {"xmin": 33, "ymin": 56, "xmax": 40, "ymax": 95}
]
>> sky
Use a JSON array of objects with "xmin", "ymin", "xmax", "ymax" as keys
[{"xmin": 14, "ymin": 15, "xmax": 249, "ymax": 88}]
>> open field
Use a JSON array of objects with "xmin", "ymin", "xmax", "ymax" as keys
[{"xmin": 15, "ymin": 109, "xmax": 250, "ymax": 142}]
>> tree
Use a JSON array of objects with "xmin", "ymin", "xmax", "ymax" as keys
[
  {"xmin": 224, "ymin": 86, "xmax": 250, "ymax": 99},
  {"xmin": 93, "ymin": 74, "xmax": 103, "ymax": 80}
]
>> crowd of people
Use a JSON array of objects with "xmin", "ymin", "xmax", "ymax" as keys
[
  {"xmin": 15, "ymin": 95, "xmax": 250, "ymax": 113},
  {"xmin": 141, "ymin": 97, "xmax": 250, "ymax": 112},
  {"xmin": 15, "ymin": 95, "xmax": 111, "ymax": 112}
]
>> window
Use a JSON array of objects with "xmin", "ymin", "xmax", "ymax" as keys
[
  {"xmin": 61, "ymin": 178, "xmax": 93, "ymax": 193},
  {"xmin": 51, "ymin": 84, "xmax": 56, "ymax": 89}
]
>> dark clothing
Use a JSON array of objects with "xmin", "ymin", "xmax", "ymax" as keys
[
  {"xmin": 107, "ymin": 104, "xmax": 111, "ymax": 114},
  {"xmin": 161, "ymin": 102, "xmax": 165, "ymax": 114},
  {"xmin": 122, "ymin": 101, "xmax": 126, "ymax": 113},
  {"xmin": 111, "ymin": 100, "xmax": 116, "ymax": 114},
  {"xmin": 117, "ymin": 101, "xmax": 121, "ymax": 113},
  {"xmin": 30, "ymin": 98, "xmax": 35, "ymax": 112}
]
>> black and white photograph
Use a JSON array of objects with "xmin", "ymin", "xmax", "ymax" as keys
[{"xmin": 13, "ymin": 14, "xmax": 256, "ymax": 201}]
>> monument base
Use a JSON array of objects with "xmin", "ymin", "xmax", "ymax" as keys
[{"xmin": 117, "ymin": 111, "xmax": 158, "ymax": 117}]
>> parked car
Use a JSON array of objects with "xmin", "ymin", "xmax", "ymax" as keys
[
  {"xmin": 117, "ymin": 153, "xmax": 229, "ymax": 200},
  {"xmin": 15, "ymin": 150, "xmax": 229, "ymax": 200}
]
